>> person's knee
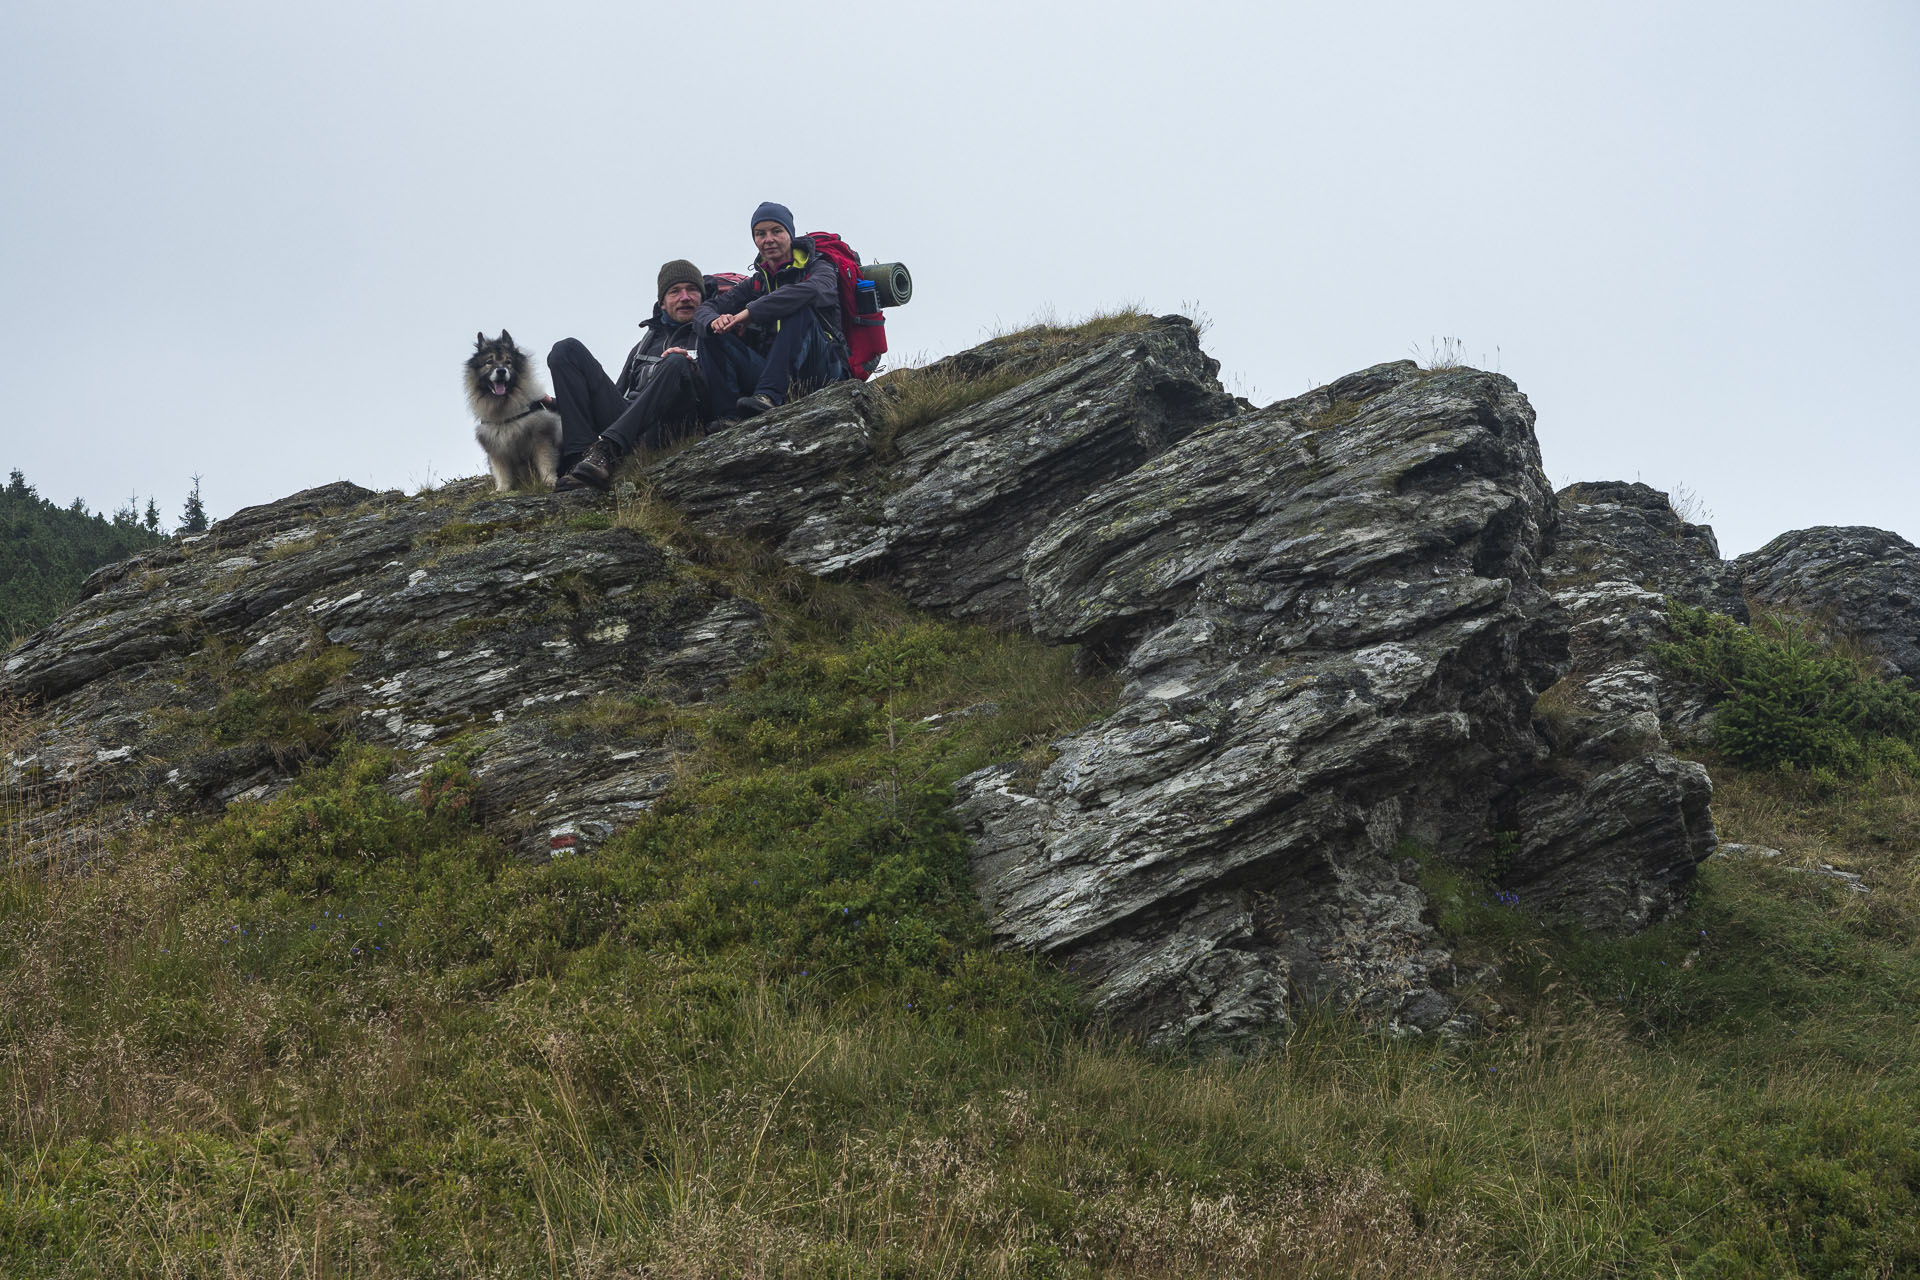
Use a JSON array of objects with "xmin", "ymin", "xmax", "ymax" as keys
[{"xmin": 548, "ymin": 337, "xmax": 589, "ymax": 368}]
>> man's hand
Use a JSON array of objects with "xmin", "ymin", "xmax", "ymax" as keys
[
  {"xmin": 709, "ymin": 310, "xmax": 749, "ymax": 335},
  {"xmin": 663, "ymin": 346, "xmax": 691, "ymax": 357}
]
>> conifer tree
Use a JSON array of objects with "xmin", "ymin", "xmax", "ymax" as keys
[{"xmin": 179, "ymin": 475, "xmax": 208, "ymax": 535}]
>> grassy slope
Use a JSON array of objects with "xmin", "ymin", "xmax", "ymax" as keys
[{"xmin": 5, "ymin": 340, "xmax": 1920, "ymax": 1276}]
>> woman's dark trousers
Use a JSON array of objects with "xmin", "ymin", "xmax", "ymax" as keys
[{"xmin": 697, "ymin": 308, "xmax": 842, "ymax": 415}]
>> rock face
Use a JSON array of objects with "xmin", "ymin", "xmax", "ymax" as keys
[
  {"xmin": 1520, "ymin": 482, "xmax": 1730, "ymax": 933},
  {"xmin": 1736, "ymin": 526, "xmax": 1920, "ymax": 682},
  {"xmin": 1550, "ymin": 482, "xmax": 1746, "ymax": 621},
  {"xmin": 955, "ymin": 363, "xmax": 1712, "ymax": 1045},
  {"xmin": 647, "ymin": 316, "xmax": 1237, "ymax": 626},
  {"xmin": 1, "ymin": 481, "xmax": 765, "ymax": 863},
  {"xmin": 2, "ymin": 323, "xmax": 1725, "ymax": 1047},
  {"xmin": 1537, "ymin": 479, "xmax": 1746, "ymax": 739}
]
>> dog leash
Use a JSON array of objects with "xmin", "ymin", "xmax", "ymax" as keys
[{"xmin": 503, "ymin": 396, "xmax": 556, "ymax": 423}]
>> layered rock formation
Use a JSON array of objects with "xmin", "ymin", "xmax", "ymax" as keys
[
  {"xmin": 3, "ymin": 317, "xmax": 1743, "ymax": 1045},
  {"xmin": 1511, "ymin": 480, "xmax": 1749, "ymax": 943},
  {"xmin": 1, "ymin": 481, "xmax": 764, "ymax": 862},
  {"xmin": 648, "ymin": 316, "xmax": 1238, "ymax": 625},
  {"xmin": 944, "ymin": 363, "xmax": 1716, "ymax": 1043}
]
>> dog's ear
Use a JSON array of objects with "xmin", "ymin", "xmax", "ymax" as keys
[
  {"xmin": 475, "ymin": 331, "xmax": 486, "ymax": 349},
  {"xmin": 500, "ymin": 329, "xmax": 514, "ymax": 349}
]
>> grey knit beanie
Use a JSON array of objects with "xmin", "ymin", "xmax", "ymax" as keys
[
  {"xmin": 749, "ymin": 201, "xmax": 795, "ymax": 238},
  {"xmin": 656, "ymin": 259, "xmax": 704, "ymax": 302}
]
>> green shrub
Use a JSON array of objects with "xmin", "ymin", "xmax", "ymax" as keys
[{"xmin": 1656, "ymin": 603, "xmax": 1920, "ymax": 774}]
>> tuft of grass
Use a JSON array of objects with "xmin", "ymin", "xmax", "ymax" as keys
[
  {"xmin": 1667, "ymin": 481, "xmax": 1715, "ymax": 526},
  {"xmin": 565, "ymin": 509, "xmax": 612, "ymax": 532},
  {"xmin": 988, "ymin": 302, "xmax": 1158, "ymax": 345},
  {"xmin": 427, "ymin": 520, "xmax": 498, "ymax": 548},
  {"xmin": 171, "ymin": 646, "xmax": 362, "ymax": 773},
  {"xmin": 1410, "ymin": 335, "xmax": 1501, "ymax": 373},
  {"xmin": 1531, "ymin": 674, "xmax": 1588, "ymax": 739},
  {"xmin": 1412, "ymin": 335, "xmax": 1467, "ymax": 370},
  {"xmin": 870, "ymin": 307, "xmax": 1161, "ymax": 452},
  {"xmin": 261, "ymin": 534, "xmax": 319, "ymax": 561},
  {"xmin": 870, "ymin": 362, "xmax": 1031, "ymax": 446},
  {"xmin": 546, "ymin": 692, "xmax": 686, "ymax": 744}
]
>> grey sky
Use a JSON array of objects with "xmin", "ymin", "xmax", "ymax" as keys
[{"xmin": 3, "ymin": 1, "xmax": 1914, "ymax": 557}]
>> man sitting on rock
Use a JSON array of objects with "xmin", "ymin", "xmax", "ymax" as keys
[
  {"xmin": 547, "ymin": 259, "xmax": 714, "ymax": 493},
  {"xmin": 693, "ymin": 201, "xmax": 848, "ymax": 418}
]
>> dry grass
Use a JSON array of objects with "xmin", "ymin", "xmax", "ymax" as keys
[
  {"xmin": 4, "ymin": 759, "xmax": 1918, "ymax": 1275},
  {"xmin": 988, "ymin": 304, "xmax": 1158, "ymax": 345},
  {"xmin": 1531, "ymin": 675, "xmax": 1589, "ymax": 737},
  {"xmin": 871, "ymin": 307, "xmax": 1162, "ymax": 451},
  {"xmin": 1705, "ymin": 748, "xmax": 1920, "ymax": 894},
  {"xmin": 870, "ymin": 362, "xmax": 1033, "ymax": 448}
]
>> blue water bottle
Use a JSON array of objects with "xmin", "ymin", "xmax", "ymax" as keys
[{"xmin": 855, "ymin": 278, "xmax": 880, "ymax": 317}]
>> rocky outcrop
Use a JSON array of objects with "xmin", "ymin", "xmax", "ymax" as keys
[
  {"xmin": 3, "ymin": 325, "xmax": 1726, "ymax": 1048},
  {"xmin": 1736, "ymin": 526, "xmax": 1920, "ymax": 681},
  {"xmin": 647, "ymin": 316, "xmax": 1237, "ymax": 626},
  {"xmin": 1, "ymin": 481, "xmax": 765, "ymax": 863},
  {"xmin": 955, "ymin": 363, "xmax": 1713, "ymax": 1045},
  {"xmin": 1517, "ymin": 481, "xmax": 1730, "ymax": 931}
]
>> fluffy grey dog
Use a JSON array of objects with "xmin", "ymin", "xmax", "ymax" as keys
[{"xmin": 465, "ymin": 330, "xmax": 561, "ymax": 491}]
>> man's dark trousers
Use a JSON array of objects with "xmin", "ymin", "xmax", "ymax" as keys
[{"xmin": 547, "ymin": 339, "xmax": 705, "ymax": 467}]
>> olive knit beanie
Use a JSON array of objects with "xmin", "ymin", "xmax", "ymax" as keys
[
  {"xmin": 749, "ymin": 201, "xmax": 795, "ymax": 238},
  {"xmin": 656, "ymin": 259, "xmax": 704, "ymax": 302}
]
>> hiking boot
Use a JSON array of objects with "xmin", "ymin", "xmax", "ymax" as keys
[
  {"xmin": 556, "ymin": 437, "xmax": 620, "ymax": 492},
  {"xmin": 735, "ymin": 393, "xmax": 779, "ymax": 418}
]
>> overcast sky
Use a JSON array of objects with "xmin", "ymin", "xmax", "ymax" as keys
[{"xmin": 3, "ymin": 1, "xmax": 1914, "ymax": 557}]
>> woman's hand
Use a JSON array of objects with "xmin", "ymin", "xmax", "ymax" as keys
[{"xmin": 710, "ymin": 310, "xmax": 749, "ymax": 335}]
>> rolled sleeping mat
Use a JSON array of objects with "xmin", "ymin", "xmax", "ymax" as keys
[{"xmin": 859, "ymin": 262, "xmax": 912, "ymax": 307}]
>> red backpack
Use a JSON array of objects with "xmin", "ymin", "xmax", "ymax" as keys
[{"xmin": 803, "ymin": 230, "xmax": 887, "ymax": 380}]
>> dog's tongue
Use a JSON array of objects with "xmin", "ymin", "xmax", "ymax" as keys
[{"xmin": 490, "ymin": 383, "xmax": 507, "ymax": 396}]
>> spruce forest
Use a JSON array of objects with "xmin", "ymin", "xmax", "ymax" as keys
[{"xmin": 0, "ymin": 470, "xmax": 205, "ymax": 644}]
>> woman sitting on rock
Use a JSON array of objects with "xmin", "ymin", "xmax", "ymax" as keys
[{"xmin": 692, "ymin": 201, "xmax": 848, "ymax": 419}]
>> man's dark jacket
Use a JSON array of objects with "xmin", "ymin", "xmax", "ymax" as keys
[{"xmin": 614, "ymin": 304, "xmax": 701, "ymax": 400}]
